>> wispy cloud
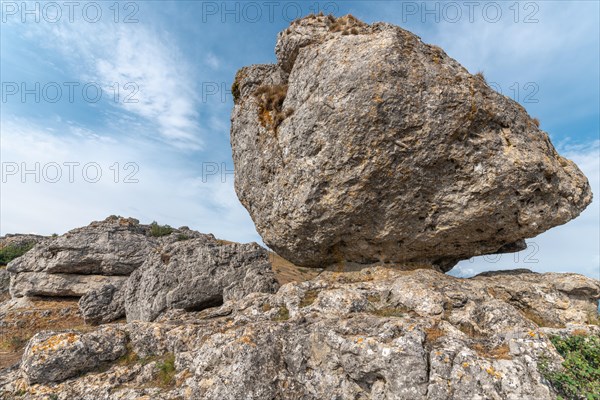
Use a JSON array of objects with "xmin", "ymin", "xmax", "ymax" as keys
[{"xmin": 10, "ymin": 11, "xmax": 204, "ymax": 149}]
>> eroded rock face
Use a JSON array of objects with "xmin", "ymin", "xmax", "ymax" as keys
[
  {"xmin": 8, "ymin": 217, "xmax": 154, "ymax": 277},
  {"xmin": 20, "ymin": 326, "xmax": 127, "ymax": 384},
  {"xmin": 230, "ymin": 14, "xmax": 592, "ymax": 269},
  {"xmin": 78, "ymin": 284, "xmax": 126, "ymax": 325},
  {"xmin": 6, "ymin": 216, "xmax": 203, "ymax": 299},
  {"xmin": 3, "ymin": 267, "xmax": 599, "ymax": 399},
  {"xmin": 0, "ymin": 269, "xmax": 9, "ymax": 295},
  {"xmin": 124, "ymin": 238, "xmax": 280, "ymax": 322}
]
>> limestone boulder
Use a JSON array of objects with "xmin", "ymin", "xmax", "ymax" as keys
[{"xmin": 230, "ymin": 14, "xmax": 592, "ymax": 269}]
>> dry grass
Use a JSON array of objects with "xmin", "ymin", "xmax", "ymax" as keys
[
  {"xmin": 474, "ymin": 71, "xmax": 486, "ymax": 82},
  {"xmin": 269, "ymin": 252, "xmax": 322, "ymax": 285},
  {"xmin": 366, "ymin": 293, "xmax": 381, "ymax": 303},
  {"xmin": 473, "ymin": 342, "xmax": 512, "ymax": 360},
  {"xmin": 532, "ymin": 117, "xmax": 540, "ymax": 127},
  {"xmin": 328, "ymin": 14, "xmax": 365, "ymax": 35},
  {"xmin": 456, "ymin": 322, "xmax": 484, "ymax": 338},
  {"xmin": 519, "ymin": 308, "xmax": 564, "ymax": 329},
  {"xmin": 586, "ymin": 311, "xmax": 600, "ymax": 326},
  {"xmin": 0, "ymin": 299, "xmax": 87, "ymax": 369},
  {"xmin": 572, "ymin": 329, "xmax": 590, "ymax": 336},
  {"xmin": 254, "ymin": 84, "xmax": 292, "ymax": 132},
  {"xmin": 299, "ymin": 289, "xmax": 319, "ymax": 308},
  {"xmin": 425, "ymin": 325, "xmax": 446, "ymax": 343}
]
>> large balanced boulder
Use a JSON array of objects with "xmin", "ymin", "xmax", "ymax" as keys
[
  {"xmin": 124, "ymin": 238, "xmax": 280, "ymax": 322},
  {"xmin": 230, "ymin": 14, "xmax": 592, "ymax": 269}
]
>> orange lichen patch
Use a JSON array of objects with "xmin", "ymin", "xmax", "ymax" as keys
[
  {"xmin": 31, "ymin": 332, "xmax": 80, "ymax": 354},
  {"xmin": 485, "ymin": 366, "xmax": 502, "ymax": 379},
  {"xmin": 237, "ymin": 335, "xmax": 256, "ymax": 347},
  {"xmin": 462, "ymin": 362, "xmax": 470, "ymax": 368},
  {"xmin": 356, "ymin": 337, "xmax": 364, "ymax": 344}
]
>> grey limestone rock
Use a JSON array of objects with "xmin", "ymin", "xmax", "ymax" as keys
[
  {"xmin": 230, "ymin": 14, "xmax": 592, "ymax": 269},
  {"xmin": 20, "ymin": 326, "xmax": 128, "ymax": 384},
  {"xmin": 123, "ymin": 237, "xmax": 280, "ymax": 322}
]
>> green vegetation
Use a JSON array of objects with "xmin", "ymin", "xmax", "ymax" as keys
[
  {"xmin": 231, "ymin": 80, "xmax": 240, "ymax": 103},
  {"xmin": 155, "ymin": 353, "xmax": 177, "ymax": 387},
  {"xmin": 272, "ymin": 305, "xmax": 290, "ymax": 321},
  {"xmin": 299, "ymin": 289, "xmax": 319, "ymax": 308},
  {"xmin": 370, "ymin": 306, "xmax": 410, "ymax": 318},
  {"xmin": 0, "ymin": 242, "xmax": 35, "ymax": 266},
  {"xmin": 176, "ymin": 233, "xmax": 191, "ymax": 241},
  {"xmin": 117, "ymin": 349, "xmax": 177, "ymax": 388},
  {"xmin": 540, "ymin": 334, "xmax": 600, "ymax": 400},
  {"xmin": 149, "ymin": 222, "xmax": 173, "ymax": 237}
]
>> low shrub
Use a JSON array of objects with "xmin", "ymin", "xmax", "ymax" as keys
[
  {"xmin": 0, "ymin": 242, "xmax": 35, "ymax": 265},
  {"xmin": 540, "ymin": 334, "xmax": 600, "ymax": 400},
  {"xmin": 149, "ymin": 222, "xmax": 173, "ymax": 237}
]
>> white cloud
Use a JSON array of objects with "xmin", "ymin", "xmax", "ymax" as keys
[
  {"xmin": 11, "ymin": 10, "xmax": 205, "ymax": 150},
  {"xmin": 0, "ymin": 118, "xmax": 260, "ymax": 243}
]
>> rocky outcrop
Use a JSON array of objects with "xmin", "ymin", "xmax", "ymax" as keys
[
  {"xmin": 123, "ymin": 238, "xmax": 280, "ymax": 322},
  {"xmin": 1, "ymin": 234, "xmax": 46, "ymax": 294},
  {"xmin": 78, "ymin": 284, "xmax": 125, "ymax": 324},
  {"xmin": 0, "ymin": 269, "xmax": 9, "ymax": 295},
  {"xmin": 230, "ymin": 14, "xmax": 592, "ymax": 269},
  {"xmin": 2, "ymin": 266, "xmax": 598, "ymax": 399},
  {"xmin": 4, "ymin": 217, "xmax": 280, "ymax": 325},
  {"xmin": 6, "ymin": 216, "xmax": 202, "ymax": 298},
  {"xmin": 20, "ymin": 326, "xmax": 128, "ymax": 384},
  {"xmin": 0, "ymin": 235, "xmax": 46, "ymax": 254}
]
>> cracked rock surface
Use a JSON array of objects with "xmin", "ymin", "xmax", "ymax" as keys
[
  {"xmin": 3, "ymin": 266, "xmax": 599, "ymax": 399},
  {"xmin": 230, "ymin": 14, "xmax": 592, "ymax": 269}
]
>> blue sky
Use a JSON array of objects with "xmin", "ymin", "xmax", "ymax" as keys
[{"xmin": 1, "ymin": 1, "xmax": 598, "ymax": 279}]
